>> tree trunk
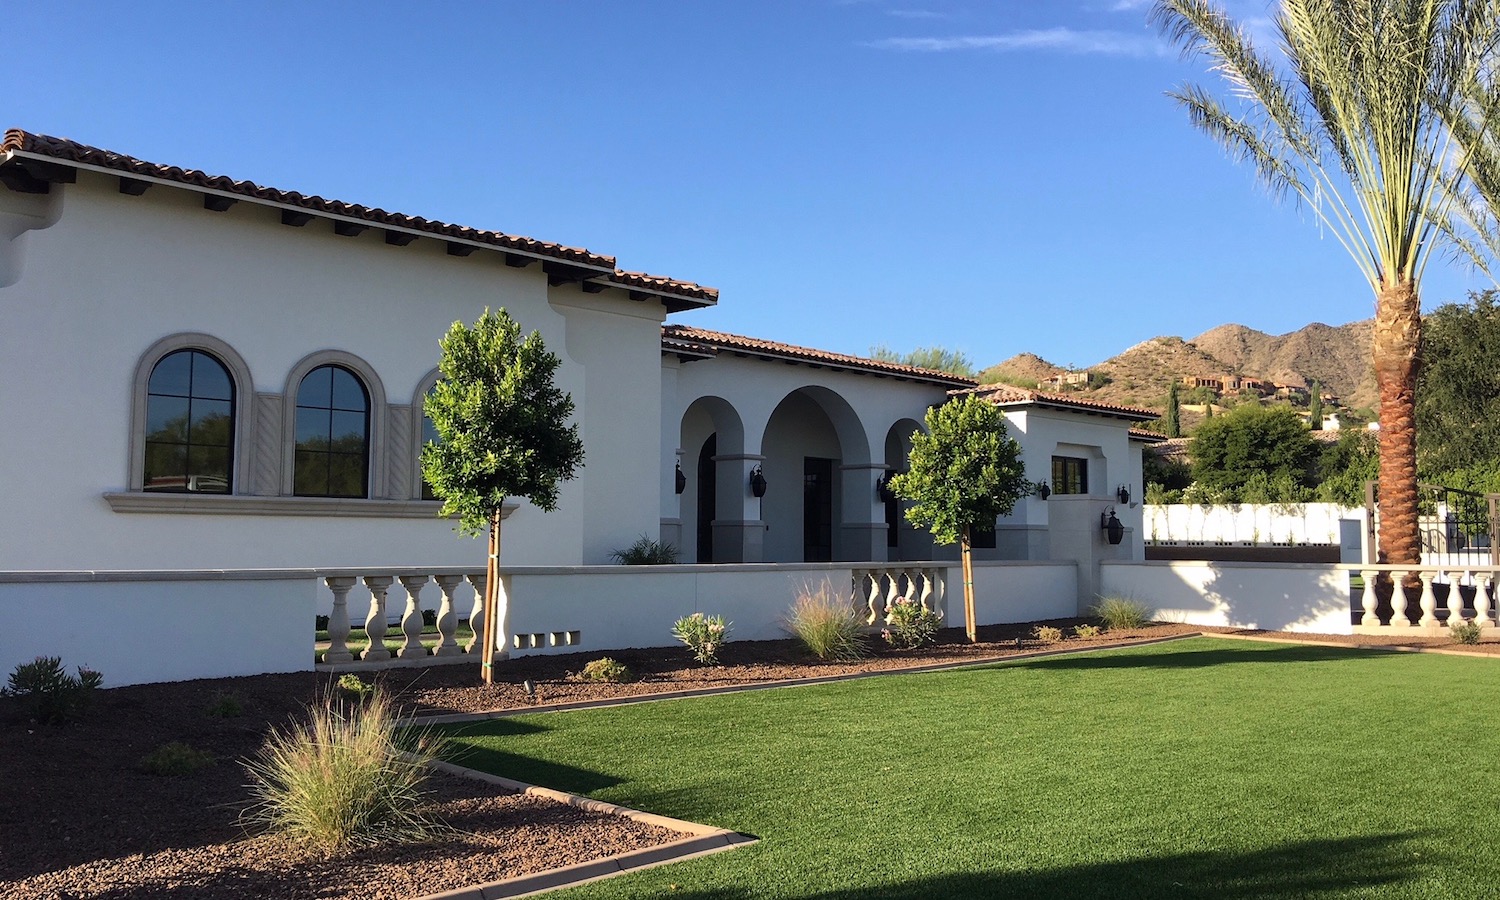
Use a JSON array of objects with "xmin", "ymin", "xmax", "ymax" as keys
[
  {"xmin": 960, "ymin": 525, "xmax": 976, "ymax": 643},
  {"xmin": 480, "ymin": 508, "xmax": 502, "ymax": 685},
  {"xmin": 1373, "ymin": 277, "xmax": 1421, "ymax": 570}
]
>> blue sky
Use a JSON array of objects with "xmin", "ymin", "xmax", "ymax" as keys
[{"xmin": 4, "ymin": 0, "xmax": 1490, "ymax": 369}]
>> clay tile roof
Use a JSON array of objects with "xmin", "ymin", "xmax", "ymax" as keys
[
  {"xmin": 2, "ymin": 128, "xmax": 717, "ymax": 307},
  {"xmin": 661, "ymin": 325, "xmax": 978, "ymax": 387},
  {"xmin": 1129, "ymin": 428, "xmax": 1168, "ymax": 443},
  {"xmin": 958, "ymin": 383, "xmax": 1161, "ymax": 422}
]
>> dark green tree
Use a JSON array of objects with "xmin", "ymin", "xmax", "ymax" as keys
[
  {"xmin": 869, "ymin": 344, "xmax": 977, "ymax": 378},
  {"xmin": 1314, "ymin": 429, "xmax": 1380, "ymax": 507},
  {"xmin": 1190, "ymin": 403, "xmax": 1318, "ymax": 501},
  {"xmin": 1164, "ymin": 381, "xmax": 1182, "ymax": 438},
  {"xmin": 422, "ymin": 309, "xmax": 585, "ymax": 683},
  {"xmin": 887, "ymin": 395, "xmax": 1031, "ymax": 642},
  {"xmin": 1308, "ymin": 381, "xmax": 1324, "ymax": 431},
  {"xmin": 1416, "ymin": 290, "xmax": 1500, "ymax": 477}
]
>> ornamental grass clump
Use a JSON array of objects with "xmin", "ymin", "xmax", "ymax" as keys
[
  {"xmin": 609, "ymin": 535, "xmax": 680, "ymax": 565},
  {"xmin": 243, "ymin": 693, "xmax": 444, "ymax": 853},
  {"xmin": 1093, "ymin": 596, "xmax": 1153, "ymax": 631},
  {"xmin": 785, "ymin": 581, "xmax": 868, "ymax": 661},
  {"xmin": 882, "ymin": 597, "xmax": 942, "ymax": 650},
  {"xmin": 672, "ymin": 612, "xmax": 730, "ymax": 666}
]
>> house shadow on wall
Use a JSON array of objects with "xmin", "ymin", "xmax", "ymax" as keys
[
  {"xmin": 1154, "ymin": 563, "xmax": 1354, "ymax": 633},
  {"xmin": 659, "ymin": 831, "xmax": 1429, "ymax": 900}
]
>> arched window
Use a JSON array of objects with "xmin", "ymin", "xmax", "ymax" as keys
[
  {"xmin": 143, "ymin": 349, "xmax": 236, "ymax": 493},
  {"xmin": 294, "ymin": 365, "xmax": 369, "ymax": 498},
  {"xmin": 421, "ymin": 405, "xmax": 440, "ymax": 500}
]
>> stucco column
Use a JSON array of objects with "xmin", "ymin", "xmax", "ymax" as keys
[
  {"xmin": 712, "ymin": 453, "xmax": 765, "ymax": 563},
  {"xmin": 839, "ymin": 463, "xmax": 889, "ymax": 562},
  {"xmin": 660, "ymin": 447, "xmax": 685, "ymax": 553}
]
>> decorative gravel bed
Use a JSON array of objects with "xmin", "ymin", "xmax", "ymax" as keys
[{"xmin": 3, "ymin": 618, "xmax": 1491, "ymax": 899}]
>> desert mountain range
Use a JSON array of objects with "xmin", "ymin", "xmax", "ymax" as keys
[{"xmin": 979, "ymin": 319, "xmax": 1377, "ymax": 413}]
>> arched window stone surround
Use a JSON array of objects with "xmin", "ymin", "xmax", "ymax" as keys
[
  {"xmin": 127, "ymin": 332, "xmax": 255, "ymax": 494},
  {"xmin": 406, "ymin": 368, "xmax": 442, "ymax": 501},
  {"xmin": 281, "ymin": 350, "xmax": 388, "ymax": 499}
]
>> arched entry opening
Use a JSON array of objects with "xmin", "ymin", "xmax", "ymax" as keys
[
  {"xmin": 883, "ymin": 417, "xmax": 932, "ymax": 561},
  {"xmin": 760, "ymin": 387, "xmax": 875, "ymax": 563},
  {"xmin": 678, "ymin": 396, "xmax": 748, "ymax": 563}
]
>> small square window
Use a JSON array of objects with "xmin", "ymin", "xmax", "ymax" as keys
[{"xmin": 1051, "ymin": 456, "xmax": 1088, "ymax": 495}]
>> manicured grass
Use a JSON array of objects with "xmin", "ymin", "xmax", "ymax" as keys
[{"xmin": 440, "ymin": 638, "xmax": 1500, "ymax": 899}]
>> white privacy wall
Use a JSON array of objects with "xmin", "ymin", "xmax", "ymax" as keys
[
  {"xmin": 0, "ymin": 171, "xmax": 669, "ymax": 571},
  {"xmin": 0, "ymin": 573, "xmax": 315, "ymax": 686},
  {"xmin": 1099, "ymin": 561, "xmax": 1353, "ymax": 634}
]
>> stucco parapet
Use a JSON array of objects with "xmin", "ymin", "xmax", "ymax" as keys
[{"xmin": 1101, "ymin": 560, "xmax": 1349, "ymax": 572}]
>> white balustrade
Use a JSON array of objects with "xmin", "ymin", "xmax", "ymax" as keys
[
  {"xmin": 432, "ymin": 574, "xmax": 465, "ymax": 657},
  {"xmin": 396, "ymin": 575, "xmax": 428, "ymax": 660},
  {"xmin": 467, "ymin": 572, "xmax": 486, "ymax": 655},
  {"xmin": 323, "ymin": 576, "xmax": 356, "ymax": 663},
  {"xmin": 853, "ymin": 565, "xmax": 947, "ymax": 625},
  {"xmin": 1352, "ymin": 564, "xmax": 1500, "ymax": 633},
  {"xmin": 361, "ymin": 575, "xmax": 394, "ymax": 662}
]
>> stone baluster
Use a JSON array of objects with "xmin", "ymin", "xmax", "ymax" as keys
[
  {"xmin": 1359, "ymin": 570, "xmax": 1378, "ymax": 627},
  {"xmin": 1418, "ymin": 570, "xmax": 1439, "ymax": 628},
  {"xmin": 884, "ymin": 571, "xmax": 902, "ymax": 623},
  {"xmin": 859, "ymin": 571, "xmax": 880, "ymax": 624},
  {"xmin": 323, "ymin": 576, "xmax": 357, "ymax": 663},
  {"xmin": 1391, "ymin": 570, "xmax": 1410, "ymax": 627},
  {"xmin": 396, "ymin": 575, "xmax": 429, "ymax": 660},
  {"xmin": 917, "ymin": 570, "xmax": 934, "ymax": 613},
  {"xmin": 1451, "ymin": 571, "xmax": 1470, "ymax": 626},
  {"xmin": 1475, "ymin": 572, "xmax": 1493, "ymax": 627},
  {"xmin": 466, "ymin": 572, "xmax": 486, "ymax": 654},
  {"xmin": 930, "ymin": 568, "xmax": 946, "ymax": 620},
  {"xmin": 361, "ymin": 575, "xmax": 394, "ymax": 661},
  {"xmin": 432, "ymin": 575, "xmax": 465, "ymax": 657}
]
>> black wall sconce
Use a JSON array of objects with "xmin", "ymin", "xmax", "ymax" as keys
[
  {"xmin": 877, "ymin": 471, "xmax": 896, "ymax": 503},
  {"xmin": 674, "ymin": 461, "xmax": 687, "ymax": 495},
  {"xmin": 1116, "ymin": 485, "xmax": 1130, "ymax": 505},
  {"xmin": 1101, "ymin": 508, "xmax": 1125, "ymax": 545},
  {"xmin": 749, "ymin": 465, "xmax": 768, "ymax": 498},
  {"xmin": 1036, "ymin": 481, "xmax": 1051, "ymax": 500}
]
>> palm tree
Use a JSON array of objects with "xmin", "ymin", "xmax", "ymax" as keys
[{"xmin": 1150, "ymin": 0, "xmax": 1494, "ymax": 568}]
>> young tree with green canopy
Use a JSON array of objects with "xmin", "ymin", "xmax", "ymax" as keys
[
  {"xmin": 422, "ymin": 309, "xmax": 585, "ymax": 684},
  {"xmin": 887, "ymin": 394, "xmax": 1031, "ymax": 642},
  {"xmin": 1151, "ymin": 0, "xmax": 1494, "ymax": 567}
]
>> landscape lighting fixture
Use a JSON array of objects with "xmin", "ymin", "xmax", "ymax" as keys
[
  {"xmin": 877, "ymin": 471, "xmax": 896, "ymax": 503},
  {"xmin": 675, "ymin": 462, "xmax": 687, "ymax": 495}
]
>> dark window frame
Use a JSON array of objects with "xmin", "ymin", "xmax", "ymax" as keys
[
  {"xmin": 1052, "ymin": 456, "xmax": 1089, "ymax": 495},
  {"xmin": 142, "ymin": 349, "xmax": 235, "ymax": 494},
  {"xmin": 294, "ymin": 364, "xmax": 371, "ymax": 498}
]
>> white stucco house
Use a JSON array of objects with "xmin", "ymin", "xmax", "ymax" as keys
[{"xmin": 0, "ymin": 129, "xmax": 1176, "ymax": 683}]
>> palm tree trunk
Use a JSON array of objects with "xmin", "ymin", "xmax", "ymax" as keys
[{"xmin": 1373, "ymin": 277, "xmax": 1421, "ymax": 569}]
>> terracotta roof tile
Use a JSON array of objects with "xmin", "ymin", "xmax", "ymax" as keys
[
  {"xmin": 661, "ymin": 325, "xmax": 977, "ymax": 387},
  {"xmin": 1, "ymin": 129, "xmax": 717, "ymax": 305},
  {"xmin": 1129, "ymin": 428, "xmax": 1168, "ymax": 443},
  {"xmin": 959, "ymin": 384, "xmax": 1160, "ymax": 421}
]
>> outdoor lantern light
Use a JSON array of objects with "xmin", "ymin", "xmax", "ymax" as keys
[
  {"xmin": 674, "ymin": 462, "xmax": 687, "ymax": 495},
  {"xmin": 749, "ymin": 465, "xmax": 768, "ymax": 498},
  {"xmin": 1037, "ymin": 481, "xmax": 1051, "ymax": 500},
  {"xmin": 1101, "ymin": 509, "xmax": 1125, "ymax": 545},
  {"xmin": 1117, "ymin": 485, "xmax": 1130, "ymax": 505},
  {"xmin": 877, "ymin": 471, "xmax": 896, "ymax": 503}
]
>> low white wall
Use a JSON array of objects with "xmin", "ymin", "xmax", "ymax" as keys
[
  {"xmin": 970, "ymin": 561, "xmax": 1078, "ymax": 625},
  {"xmin": 1099, "ymin": 560, "xmax": 1352, "ymax": 634},
  {"xmin": 496, "ymin": 559, "xmax": 1080, "ymax": 656},
  {"xmin": 1145, "ymin": 503, "xmax": 1357, "ymax": 546},
  {"xmin": 0, "ymin": 571, "xmax": 315, "ymax": 687}
]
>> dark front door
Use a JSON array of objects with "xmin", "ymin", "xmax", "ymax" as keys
[
  {"xmin": 696, "ymin": 434, "xmax": 717, "ymax": 563},
  {"xmin": 804, "ymin": 456, "xmax": 833, "ymax": 562}
]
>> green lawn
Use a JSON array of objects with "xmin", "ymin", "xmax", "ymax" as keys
[{"xmin": 439, "ymin": 638, "xmax": 1500, "ymax": 899}]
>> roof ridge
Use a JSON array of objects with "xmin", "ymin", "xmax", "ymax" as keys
[{"xmin": 662, "ymin": 324, "xmax": 978, "ymax": 385}]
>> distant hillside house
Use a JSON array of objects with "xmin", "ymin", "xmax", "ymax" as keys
[{"xmin": 1041, "ymin": 370, "xmax": 1092, "ymax": 390}]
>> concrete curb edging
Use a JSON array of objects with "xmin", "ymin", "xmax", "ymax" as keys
[
  {"xmin": 414, "ymin": 759, "xmax": 757, "ymax": 900},
  {"xmin": 410, "ymin": 632, "xmax": 1206, "ymax": 727}
]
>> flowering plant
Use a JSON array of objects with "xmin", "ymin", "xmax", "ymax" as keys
[
  {"xmin": 672, "ymin": 612, "xmax": 731, "ymax": 665},
  {"xmin": 881, "ymin": 597, "xmax": 941, "ymax": 650}
]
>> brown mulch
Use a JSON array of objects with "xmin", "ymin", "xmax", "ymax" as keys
[{"xmin": 3, "ymin": 619, "xmax": 1493, "ymax": 899}]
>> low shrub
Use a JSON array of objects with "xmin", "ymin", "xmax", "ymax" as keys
[
  {"xmin": 422, "ymin": 608, "xmax": 438, "ymax": 627},
  {"xmin": 243, "ymin": 693, "xmax": 444, "ymax": 852},
  {"xmin": 1033, "ymin": 625, "xmax": 1064, "ymax": 644},
  {"xmin": 337, "ymin": 673, "xmax": 377, "ymax": 702},
  {"xmin": 786, "ymin": 582, "xmax": 868, "ymax": 661},
  {"xmin": 610, "ymin": 535, "xmax": 680, "ymax": 565},
  {"xmin": 3, "ymin": 656, "xmax": 103, "ymax": 724},
  {"xmin": 1074, "ymin": 624, "xmax": 1101, "ymax": 639},
  {"xmin": 1450, "ymin": 620, "xmax": 1484, "ymax": 645},
  {"xmin": 205, "ymin": 693, "xmax": 244, "ymax": 718},
  {"xmin": 1093, "ymin": 596, "xmax": 1154, "ymax": 630},
  {"xmin": 580, "ymin": 657, "xmax": 633, "ymax": 683},
  {"xmin": 883, "ymin": 597, "xmax": 942, "ymax": 650},
  {"xmin": 139, "ymin": 741, "xmax": 215, "ymax": 776},
  {"xmin": 673, "ymin": 612, "xmax": 730, "ymax": 666}
]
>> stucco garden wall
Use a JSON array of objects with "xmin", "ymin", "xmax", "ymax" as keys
[{"xmin": 1099, "ymin": 560, "xmax": 1352, "ymax": 634}]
